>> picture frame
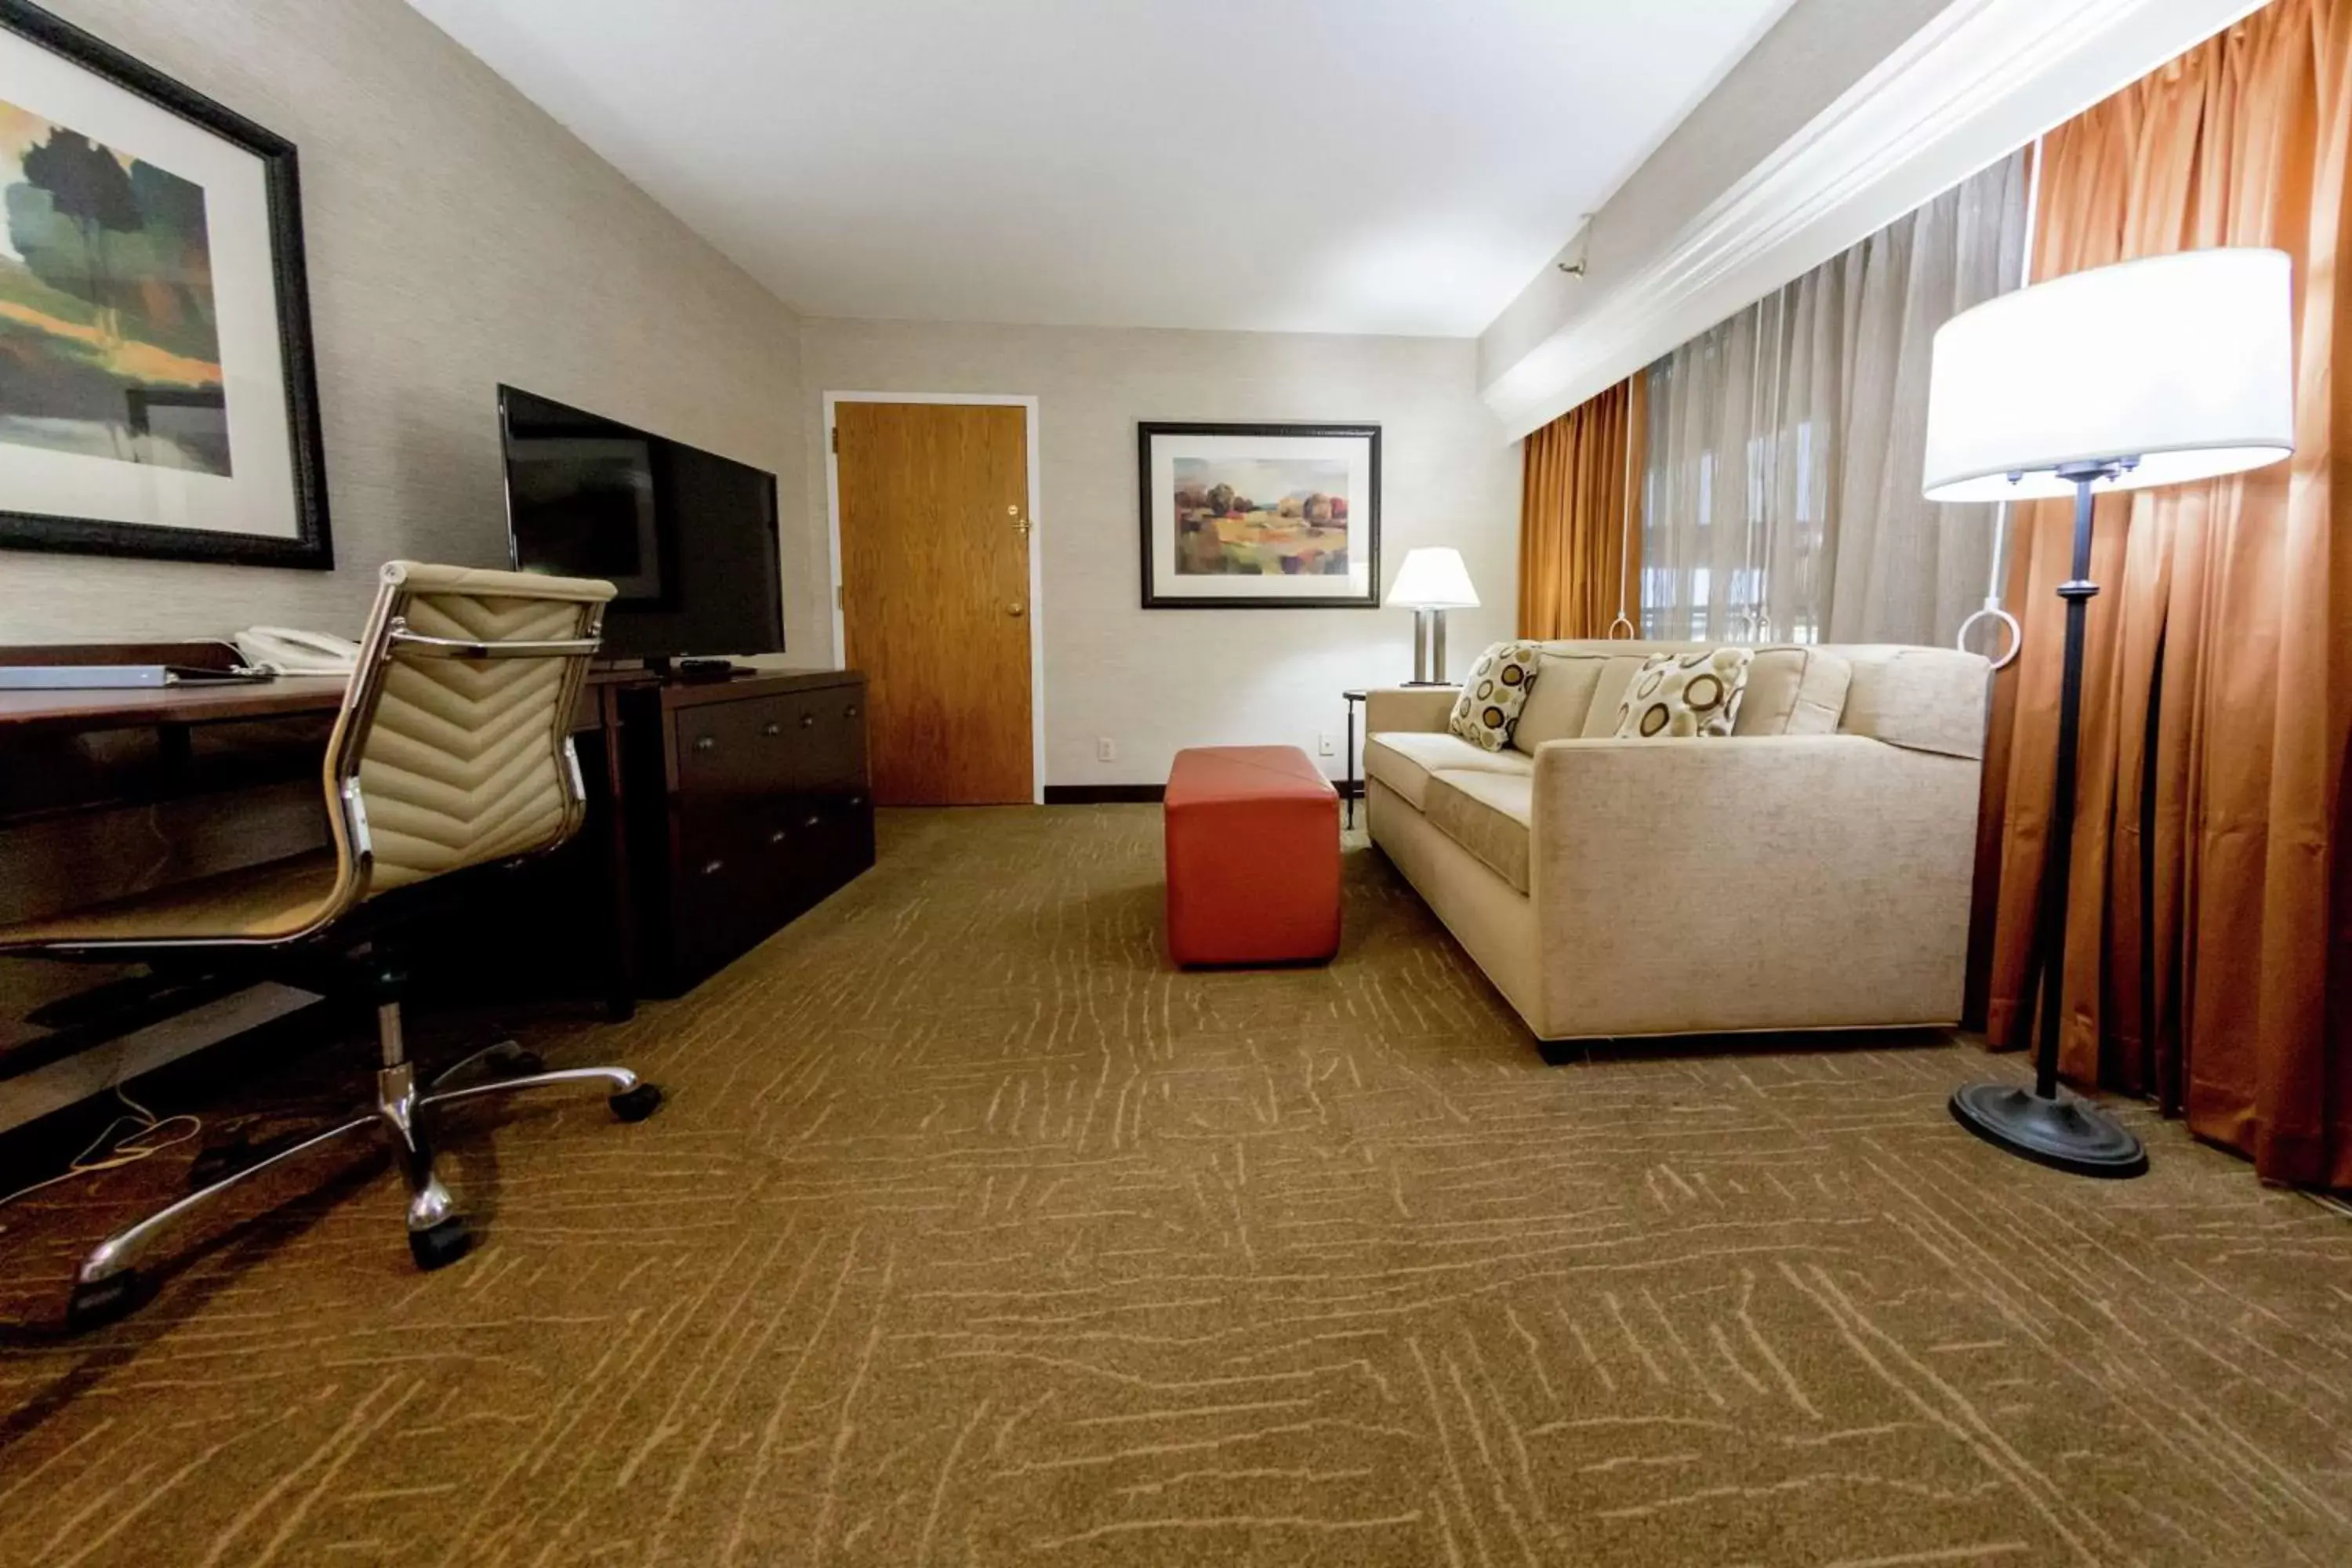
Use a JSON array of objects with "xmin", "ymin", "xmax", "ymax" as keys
[
  {"xmin": 0, "ymin": 0, "xmax": 331, "ymax": 568},
  {"xmin": 1137, "ymin": 421, "xmax": 1378, "ymax": 609}
]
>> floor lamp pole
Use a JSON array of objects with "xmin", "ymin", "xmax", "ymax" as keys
[
  {"xmin": 1947, "ymin": 461, "xmax": 2149, "ymax": 1178},
  {"xmin": 2036, "ymin": 469, "xmax": 2100, "ymax": 1100}
]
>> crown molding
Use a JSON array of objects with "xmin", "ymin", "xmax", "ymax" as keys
[{"xmin": 1481, "ymin": 0, "xmax": 2268, "ymax": 440}]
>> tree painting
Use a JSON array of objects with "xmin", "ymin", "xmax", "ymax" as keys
[
  {"xmin": 1171, "ymin": 456, "xmax": 1350, "ymax": 576},
  {"xmin": 0, "ymin": 96, "xmax": 229, "ymax": 475}
]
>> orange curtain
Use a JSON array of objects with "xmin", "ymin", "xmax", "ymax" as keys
[
  {"xmin": 1969, "ymin": 0, "xmax": 2352, "ymax": 1184},
  {"xmin": 1517, "ymin": 373, "xmax": 1645, "ymax": 639}
]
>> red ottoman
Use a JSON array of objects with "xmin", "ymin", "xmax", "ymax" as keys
[{"xmin": 1164, "ymin": 746, "xmax": 1341, "ymax": 967}]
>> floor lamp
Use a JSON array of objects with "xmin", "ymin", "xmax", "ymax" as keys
[{"xmin": 1921, "ymin": 247, "xmax": 2296, "ymax": 1178}]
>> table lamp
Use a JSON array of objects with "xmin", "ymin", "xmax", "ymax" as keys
[
  {"xmin": 1922, "ymin": 245, "xmax": 2295, "ymax": 1178},
  {"xmin": 1388, "ymin": 547, "xmax": 1479, "ymax": 685}
]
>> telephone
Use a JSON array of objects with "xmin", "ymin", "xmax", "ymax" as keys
[{"xmin": 234, "ymin": 626, "xmax": 362, "ymax": 677}]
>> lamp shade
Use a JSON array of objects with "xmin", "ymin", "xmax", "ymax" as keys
[
  {"xmin": 1922, "ymin": 247, "xmax": 2295, "ymax": 503},
  {"xmin": 1388, "ymin": 546, "xmax": 1479, "ymax": 608}
]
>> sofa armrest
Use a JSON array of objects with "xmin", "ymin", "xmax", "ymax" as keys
[
  {"xmin": 1364, "ymin": 686, "xmax": 1457, "ymax": 735},
  {"xmin": 1525, "ymin": 735, "xmax": 1981, "ymax": 1036}
]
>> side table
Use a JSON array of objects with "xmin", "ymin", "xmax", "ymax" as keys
[{"xmin": 1342, "ymin": 688, "xmax": 1367, "ymax": 827}]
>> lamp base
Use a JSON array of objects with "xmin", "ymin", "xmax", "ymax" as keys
[
  {"xmin": 1409, "ymin": 607, "xmax": 1450, "ymax": 684},
  {"xmin": 1948, "ymin": 1083, "xmax": 2148, "ymax": 1178}
]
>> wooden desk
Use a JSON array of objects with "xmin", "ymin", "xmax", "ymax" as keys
[
  {"xmin": 0, "ymin": 664, "xmax": 651, "ymax": 1035},
  {"xmin": 0, "ymin": 675, "xmax": 351, "ymax": 736},
  {"xmin": 0, "ymin": 653, "xmax": 869, "ymax": 1080}
]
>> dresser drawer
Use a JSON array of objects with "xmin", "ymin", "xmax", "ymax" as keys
[
  {"xmin": 676, "ymin": 697, "xmax": 789, "ymax": 799},
  {"xmin": 677, "ymin": 690, "xmax": 866, "ymax": 796},
  {"xmin": 670, "ymin": 848, "xmax": 774, "ymax": 978},
  {"xmin": 774, "ymin": 692, "xmax": 867, "ymax": 793}
]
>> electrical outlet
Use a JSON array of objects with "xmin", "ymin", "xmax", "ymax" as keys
[
  {"xmin": 1317, "ymin": 732, "xmax": 1336, "ymax": 757},
  {"xmin": 1096, "ymin": 738, "xmax": 1117, "ymax": 763}
]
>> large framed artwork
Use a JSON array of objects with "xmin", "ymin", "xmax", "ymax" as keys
[
  {"xmin": 1138, "ymin": 421, "xmax": 1378, "ymax": 608},
  {"xmin": 0, "ymin": 0, "xmax": 329, "ymax": 568}
]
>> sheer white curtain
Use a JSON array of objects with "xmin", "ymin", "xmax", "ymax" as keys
[{"xmin": 1641, "ymin": 153, "xmax": 2031, "ymax": 644}]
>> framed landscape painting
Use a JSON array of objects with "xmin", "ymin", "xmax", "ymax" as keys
[
  {"xmin": 0, "ymin": 0, "xmax": 329, "ymax": 567},
  {"xmin": 1138, "ymin": 421, "xmax": 1378, "ymax": 608}
]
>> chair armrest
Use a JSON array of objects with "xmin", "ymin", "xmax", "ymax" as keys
[
  {"xmin": 1524, "ymin": 735, "xmax": 1981, "ymax": 1035},
  {"xmin": 1364, "ymin": 686, "xmax": 1457, "ymax": 735}
]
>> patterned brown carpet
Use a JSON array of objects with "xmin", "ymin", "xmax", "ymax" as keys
[{"xmin": 2, "ymin": 805, "xmax": 2350, "ymax": 1566}]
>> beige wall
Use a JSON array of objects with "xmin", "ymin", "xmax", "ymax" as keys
[
  {"xmin": 0, "ymin": 0, "xmax": 818, "ymax": 656},
  {"xmin": 801, "ymin": 320, "xmax": 1521, "ymax": 789}
]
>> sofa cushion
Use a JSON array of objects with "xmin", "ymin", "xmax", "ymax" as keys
[
  {"xmin": 1509, "ymin": 651, "xmax": 1610, "ymax": 754},
  {"xmin": 1447, "ymin": 641, "xmax": 1543, "ymax": 752},
  {"xmin": 1610, "ymin": 648, "xmax": 1754, "ymax": 738},
  {"xmin": 1422, "ymin": 770, "xmax": 1534, "ymax": 894},
  {"xmin": 1838, "ymin": 645, "xmax": 1991, "ymax": 758},
  {"xmin": 1363, "ymin": 731, "xmax": 1531, "ymax": 811},
  {"xmin": 1736, "ymin": 646, "xmax": 1853, "ymax": 736},
  {"xmin": 1579, "ymin": 653, "xmax": 1654, "ymax": 738}
]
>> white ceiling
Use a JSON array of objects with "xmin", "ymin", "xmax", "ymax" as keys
[{"xmin": 406, "ymin": 0, "xmax": 1795, "ymax": 337}]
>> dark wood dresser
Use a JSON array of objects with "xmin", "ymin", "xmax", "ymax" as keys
[{"xmin": 619, "ymin": 670, "xmax": 874, "ymax": 995}]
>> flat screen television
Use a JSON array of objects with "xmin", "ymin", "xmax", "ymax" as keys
[{"xmin": 499, "ymin": 386, "xmax": 784, "ymax": 662}]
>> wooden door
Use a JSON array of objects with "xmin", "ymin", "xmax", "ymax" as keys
[{"xmin": 836, "ymin": 401, "xmax": 1033, "ymax": 804}]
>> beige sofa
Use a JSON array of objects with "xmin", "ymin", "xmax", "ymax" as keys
[{"xmin": 1364, "ymin": 641, "xmax": 1989, "ymax": 1041}]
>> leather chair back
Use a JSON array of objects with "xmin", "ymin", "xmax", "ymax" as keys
[{"xmin": 328, "ymin": 561, "xmax": 615, "ymax": 902}]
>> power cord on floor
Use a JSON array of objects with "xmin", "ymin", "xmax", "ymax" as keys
[{"xmin": 0, "ymin": 1087, "xmax": 201, "ymax": 1233}]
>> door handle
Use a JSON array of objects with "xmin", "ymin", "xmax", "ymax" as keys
[{"xmin": 1007, "ymin": 601, "xmax": 1026, "ymax": 617}]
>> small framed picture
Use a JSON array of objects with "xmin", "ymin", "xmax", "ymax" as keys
[
  {"xmin": 0, "ymin": 0, "xmax": 330, "ymax": 568},
  {"xmin": 1138, "ymin": 421, "xmax": 1378, "ymax": 608}
]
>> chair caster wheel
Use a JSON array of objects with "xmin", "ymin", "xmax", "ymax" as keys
[
  {"xmin": 610, "ymin": 1083, "xmax": 664, "ymax": 1123},
  {"xmin": 408, "ymin": 1216, "xmax": 472, "ymax": 1271},
  {"xmin": 66, "ymin": 1270, "xmax": 147, "ymax": 1331}
]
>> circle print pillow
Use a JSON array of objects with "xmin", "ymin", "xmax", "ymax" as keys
[
  {"xmin": 1611, "ymin": 648, "xmax": 1754, "ymax": 739},
  {"xmin": 1446, "ymin": 641, "xmax": 1544, "ymax": 752}
]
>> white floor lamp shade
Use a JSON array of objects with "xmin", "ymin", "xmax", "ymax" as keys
[
  {"xmin": 1924, "ymin": 247, "xmax": 2295, "ymax": 499},
  {"xmin": 1923, "ymin": 245, "xmax": 2295, "ymax": 1181},
  {"xmin": 1388, "ymin": 547, "xmax": 1479, "ymax": 684}
]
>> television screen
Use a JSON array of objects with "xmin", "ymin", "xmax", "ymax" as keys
[{"xmin": 499, "ymin": 387, "xmax": 784, "ymax": 659}]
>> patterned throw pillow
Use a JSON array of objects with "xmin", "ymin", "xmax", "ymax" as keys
[
  {"xmin": 1448, "ymin": 641, "xmax": 1544, "ymax": 753},
  {"xmin": 1612, "ymin": 648, "xmax": 1754, "ymax": 739}
]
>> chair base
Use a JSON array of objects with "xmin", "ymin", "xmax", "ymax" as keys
[{"xmin": 64, "ymin": 1030, "xmax": 662, "ymax": 1332}]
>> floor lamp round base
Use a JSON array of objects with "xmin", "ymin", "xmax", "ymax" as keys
[{"xmin": 1949, "ymin": 1083, "xmax": 2149, "ymax": 1178}]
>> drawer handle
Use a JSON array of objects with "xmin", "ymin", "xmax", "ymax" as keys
[
  {"xmin": 700, "ymin": 858, "xmax": 725, "ymax": 877},
  {"xmin": 763, "ymin": 720, "xmax": 781, "ymax": 737},
  {"xmin": 849, "ymin": 795, "xmax": 865, "ymax": 808},
  {"xmin": 803, "ymin": 815, "xmax": 822, "ymax": 830},
  {"xmin": 800, "ymin": 713, "xmax": 816, "ymax": 728},
  {"xmin": 693, "ymin": 735, "xmax": 716, "ymax": 753},
  {"xmin": 844, "ymin": 705, "xmax": 860, "ymax": 719},
  {"xmin": 768, "ymin": 828, "xmax": 786, "ymax": 845}
]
